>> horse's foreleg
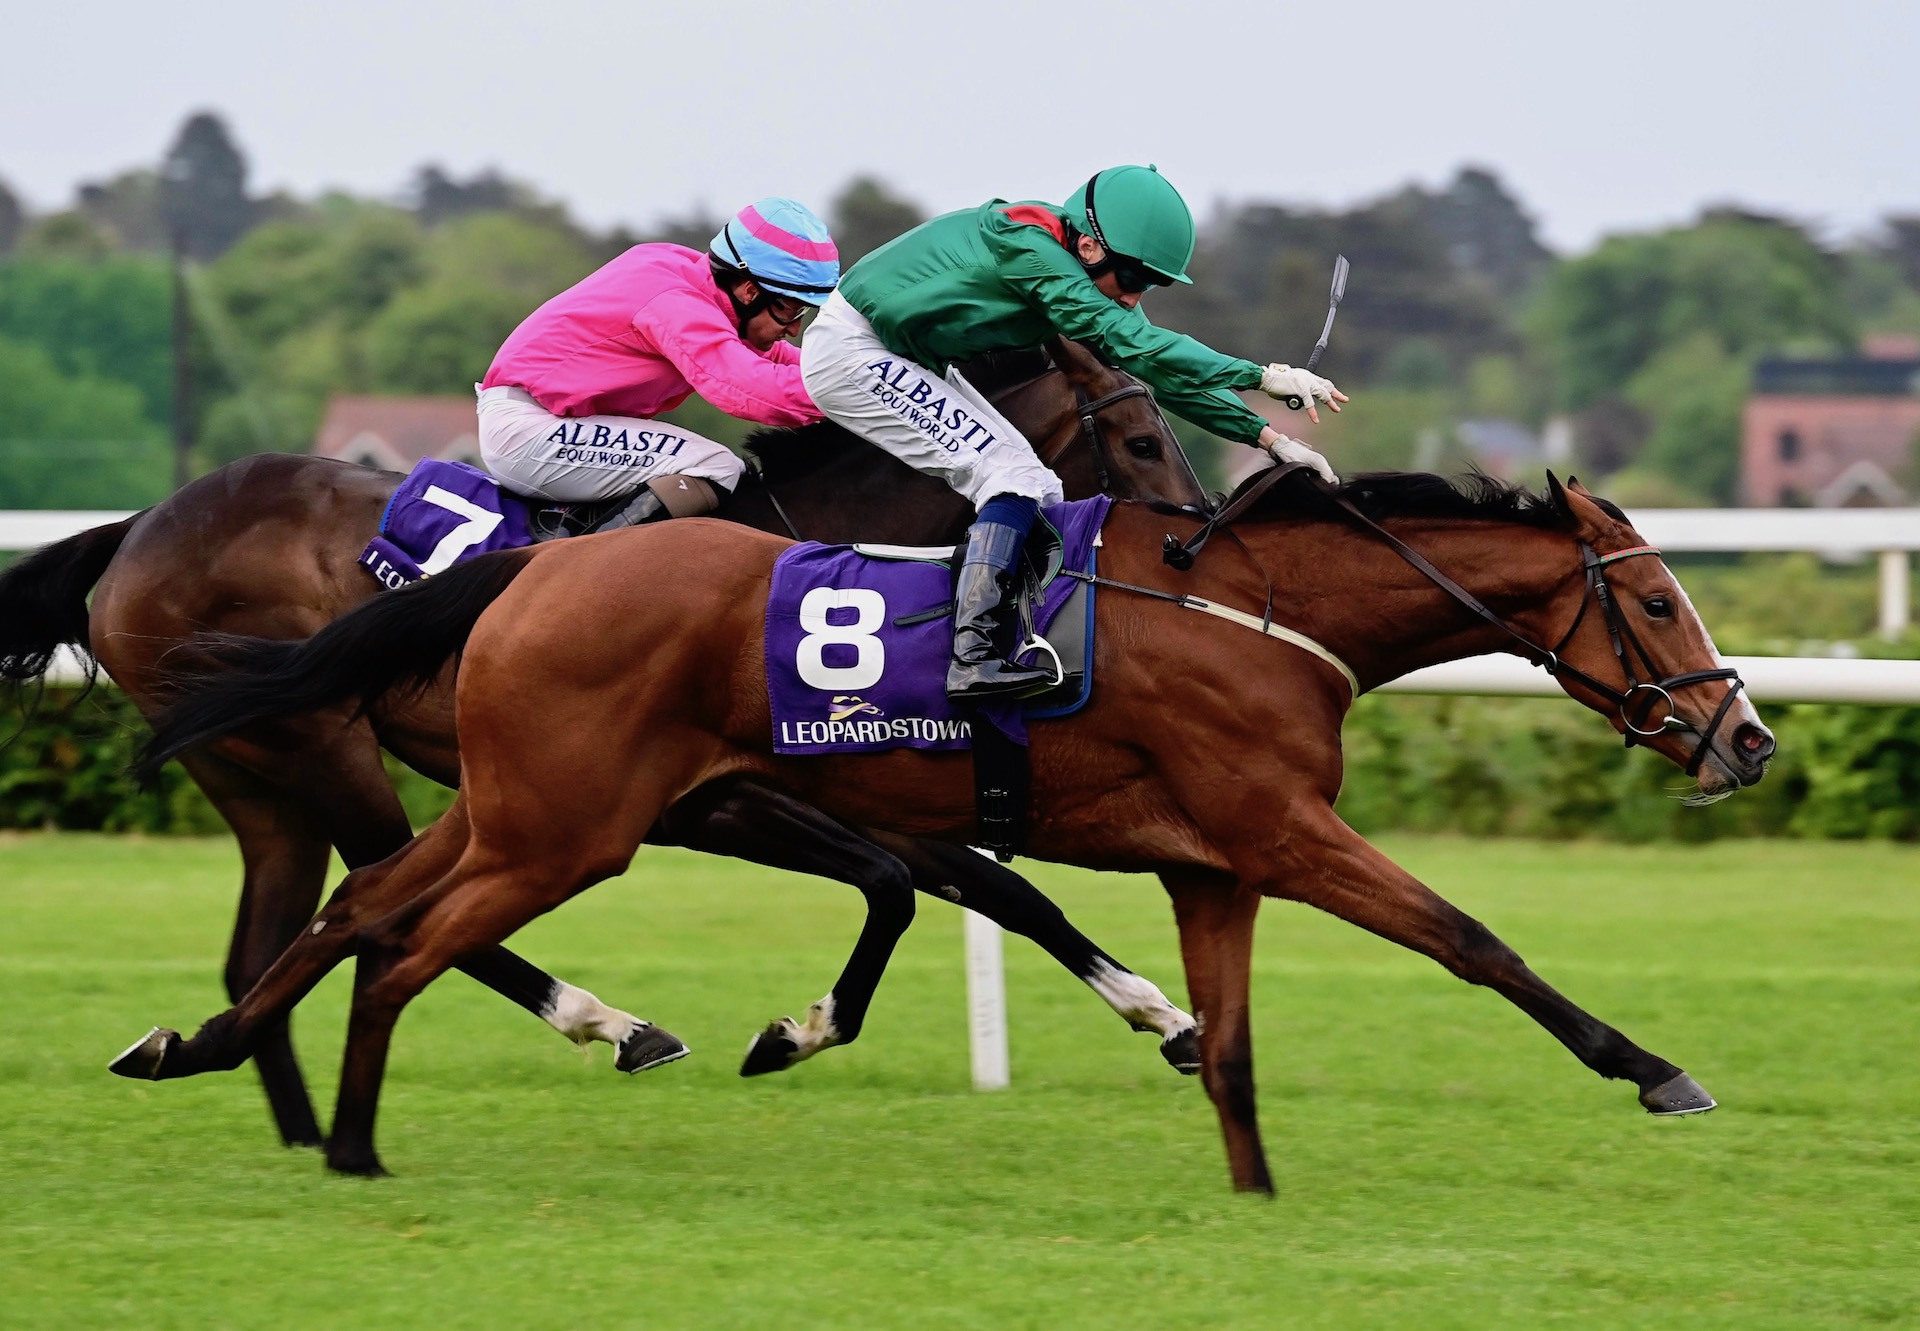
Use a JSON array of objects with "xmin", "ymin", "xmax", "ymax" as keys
[
  {"xmin": 1279, "ymin": 808, "xmax": 1711, "ymax": 1115},
  {"xmin": 1164, "ymin": 873, "xmax": 1271, "ymax": 1194},
  {"xmin": 879, "ymin": 835, "xmax": 1198, "ymax": 1073},
  {"xmin": 665, "ymin": 780, "xmax": 916, "ymax": 1077},
  {"xmin": 109, "ymin": 801, "xmax": 474, "ymax": 1084}
]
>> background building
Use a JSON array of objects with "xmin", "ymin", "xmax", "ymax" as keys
[{"xmin": 1741, "ymin": 336, "xmax": 1920, "ymax": 506}]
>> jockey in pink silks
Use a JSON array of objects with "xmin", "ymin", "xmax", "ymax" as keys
[{"xmin": 477, "ymin": 197, "xmax": 840, "ymax": 533}]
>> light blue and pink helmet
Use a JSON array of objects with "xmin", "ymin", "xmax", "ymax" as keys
[{"xmin": 709, "ymin": 198, "xmax": 840, "ymax": 306}]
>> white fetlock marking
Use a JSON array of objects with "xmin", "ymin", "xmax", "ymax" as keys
[
  {"xmin": 773, "ymin": 995, "xmax": 843, "ymax": 1065},
  {"xmin": 541, "ymin": 982, "xmax": 649, "ymax": 1049},
  {"xmin": 1085, "ymin": 959, "xmax": 1197, "ymax": 1041}
]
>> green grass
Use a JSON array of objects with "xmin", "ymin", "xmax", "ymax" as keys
[{"xmin": 0, "ymin": 834, "xmax": 1915, "ymax": 1329}]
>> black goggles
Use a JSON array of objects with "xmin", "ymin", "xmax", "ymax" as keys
[
  {"xmin": 1082, "ymin": 249, "xmax": 1171, "ymax": 295},
  {"xmin": 764, "ymin": 296, "xmax": 813, "ymax": 327}
]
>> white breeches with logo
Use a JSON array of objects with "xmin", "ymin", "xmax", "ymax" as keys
[
  {"xmin": 799, "ymin": 293, "xmax": 1064, "ymax": 510},
  {"xmin": 475, "ymin": 385, "xmax": 745, "ymax": 503}
]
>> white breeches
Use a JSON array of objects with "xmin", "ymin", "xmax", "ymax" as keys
[
  {"xmin": 798, "ymin": 293, "xmax": 1064, "ymax": 510},
  {"xmin": 475, "ymin": 385, "xmax": 745, "ymax": 503}
]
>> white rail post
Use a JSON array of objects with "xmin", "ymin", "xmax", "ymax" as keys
[
  {"xmin": 963, "ymin": 847, "xmax": 1010, "ymax": 1090},
  {"xmin": 1879, "ymin": 550, "xmax": 1911, "ymax": 640}
]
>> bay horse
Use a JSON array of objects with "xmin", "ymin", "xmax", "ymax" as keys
[
  {"xmin": 1, "ymin": 337, "xmax": 1209, "ymax": 1150},
  {"xmin": 119, "ymin": 468, "xmax": 1774, "ymax": 1187}
]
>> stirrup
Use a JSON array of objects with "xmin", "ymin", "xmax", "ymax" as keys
[{"xmin": 1015, "ymin": 632, "xmax": 1066, "ymax": 690}]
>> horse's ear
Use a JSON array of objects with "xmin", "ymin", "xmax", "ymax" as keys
[{"xmin": 1545, "ymin": 470, "xmax": 1572, "ymax": 518}]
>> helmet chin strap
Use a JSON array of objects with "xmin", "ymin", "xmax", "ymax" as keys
[
  {"xmin": 1065, "ymin": 225, "xmax": 1120, "ymax": 282},
  {"xmin": 725, "ymin": 282, "xmax": 773, "ymax": 336}
]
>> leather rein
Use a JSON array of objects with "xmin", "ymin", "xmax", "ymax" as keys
[{"xmin": 1144, "ymin": 464, "xmax": 1748, "ymax": 777}]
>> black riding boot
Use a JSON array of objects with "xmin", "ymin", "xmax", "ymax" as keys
[
  {"xmin": 586, "ymin": 485, "xmax": 669, "ymax": 533},
  {"xmin": 946, "ymin": 518, "xmax": 1055, "ymax": 702}
]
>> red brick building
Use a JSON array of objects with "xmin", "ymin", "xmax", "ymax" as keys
[
  {"xmin": 310, "ymin": 395, "xmax": 479, "ymax": 473},
  {"xmin": 1741, "ymin": 341, "xmax": 1920, "ymax": 506}
]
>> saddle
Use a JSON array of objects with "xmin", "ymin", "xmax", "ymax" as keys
[
  {"xmin": 360, "ymin": 461, "xmax": 651, "ymax": 590},
  {"xmin": 764, "ymin": 497, "xmax": 1112, "ymax": 861}
]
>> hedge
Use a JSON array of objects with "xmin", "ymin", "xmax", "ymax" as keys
[{"xmin": 4, "ymin": 670, "xmax": 1914, "ymax": 841}]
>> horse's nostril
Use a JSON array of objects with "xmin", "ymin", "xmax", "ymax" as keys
[{"xmin": 1735, "ymin": 724, "xmax": 1776, "ymax": 762}]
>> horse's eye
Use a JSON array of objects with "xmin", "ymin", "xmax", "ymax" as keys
[
  {"xmin": 1643, "ymin": 595, "xmax": 1674, "ymax": 619},
  {"xmin": 1125, "ymin": 435, "xmax": 1161, "ymax": 460}
]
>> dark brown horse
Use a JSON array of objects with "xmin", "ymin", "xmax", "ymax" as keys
[
  {"xmin": 119, "ymin": 469, "xmax": 1775, "ymax": 1187},
  {"xmin": 2, "ymin": 338, "xmax": 1208, "ymax": 1149}
]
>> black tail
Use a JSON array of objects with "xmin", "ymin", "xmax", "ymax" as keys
[
  {"xmin": 0, "ymin": 513, "xmax": 143, "ymax": 689},
  {"xmin": 135, "ymin": 547, "xmax": 538, "ymax": 782}
]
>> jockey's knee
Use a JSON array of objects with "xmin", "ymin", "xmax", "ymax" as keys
[{"xmin": 645, "ymin": 473, "xmax": 724, "ymax": 517}]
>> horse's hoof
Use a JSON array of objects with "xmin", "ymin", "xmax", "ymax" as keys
[
  {"xmin": 615, "ymin": 1024, "xmax": 690, "ymax": 1075},
  {"xmin": 325, "ymin": 1153, "xmax": 391, "ymax": 1179},
  {"xmin": 740, "ymin": 1022, "xmax": 801, "ymax": 1078},
  {"xmin": 1160, "ymin": 1028, "xmax": 1201, "ymax": 1075},
  {"xmin": 109, "ymin": 1028, "xmax": 181, "ymax": 1081},
  {"xmin": 1641, "ymin": 1071, "xmax": 1716, "ymax": 1116}
]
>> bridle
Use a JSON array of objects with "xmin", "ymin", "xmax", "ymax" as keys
[
  {"xmin": 1159, "ymin": 464, "xmax": 1748, "ymax": 777},
  {"xmin": 1048, "ymin": 369, "xmax": 1208, "ymax": 508}
]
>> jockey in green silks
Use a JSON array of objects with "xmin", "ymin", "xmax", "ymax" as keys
[{"xmin": 800, "ymin": 164, "xmax": 1348, "ymax": 702}]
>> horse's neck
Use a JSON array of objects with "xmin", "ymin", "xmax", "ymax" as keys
[
  {"xmin": 1318, "ymin": 519, "xmax": 1578, "ymax": 689},
  {"xmin": 738, "ymin": 434, "xmax": 976, "ymax": 545},
  {"xmin": 1227, "ymin": 517, "xmax": 1579, "ymax": 692}
]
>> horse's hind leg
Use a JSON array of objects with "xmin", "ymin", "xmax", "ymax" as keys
[
  {"xmin": 179, "ymin": 753, "xmax": 331, "ymax": 1147},
  {"xmin": 110, "ymin": 800, "xmax": 475, "ymax": 1083},
  {"xmin": 661, "ymin": 780, "xmax": 916, "ymax": 1077},
  {"xmin": 1276, "ymin": 807, "xmax": 1710, "ymax": 1115},
  {"xmin": 878, "ymin": 835, "xmax": 1200, "ymax": 1074}
]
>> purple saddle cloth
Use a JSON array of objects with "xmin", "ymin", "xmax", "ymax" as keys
[
  {"xmin": 766, "ymin": 496, "xmax": 1110, "ymax": 755},
  {"xmin": 360, "ymin": 460, "xmax": 535, "ymax": 590}
]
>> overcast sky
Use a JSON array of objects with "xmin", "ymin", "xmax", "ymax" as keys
[{"xmin": 5, "ymin": 1, "xmax": 1916, "ymax": 252}]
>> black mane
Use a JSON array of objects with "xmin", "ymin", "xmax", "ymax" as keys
[
  {"xmin": 739, "ymin": 418, "xmax": 868, "ymax": 487},
  {"xmin": 1198, "ymin": 467, "xmax": 1628, "ymax": 529},
  {"xmin": 739, "ymin": 347, "xmax": 1058, "ymax": 488}
]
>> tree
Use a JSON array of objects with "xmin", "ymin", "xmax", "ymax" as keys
[
  {"xmin": 0, "ymin": 256, "xmax": 174, "ymax": 427},
  {"xmin": 159, "ymin": 111, "xmax": 252, "ymax": 258},
  {"xmin": 829, "ymin": 176, "xmax": 924, "ymax": 267},
  {"xmin": 76, "ymin": 169, "xmax": 167, "ymax": 251},
  {"xmin": 18, "ymin": 212, "xmax": 113, "ymax": 260},
  {"xmin": 361, "ymin": 282, "xmax": 541, "ymax": 392},
  {"xmin": 1527, "ymin": 214, "xmax": 1854, "ymax": 411},
  {"xmin": 1882, "ymin": 216, "xmax": 1920, "ymax": 292},
  {"xmin": 0, "ymin": 335, "xmax": 170, "ymax": 507},
  {"xmin": 207, "ymin": 205, "xmax": 425, "ymax": 345},
  {"xmin": 0, "ymin": 178, "xmax": 23, "ymax": 255},
  {"xmin": 1157, "ymin": 194, "xmax": 1513, "ymax": 387},
  {"xmin": 1625, "ymin": 332, "xmax": 1748, "ymax": 502},
  {"xmin": 408, "ymin": 164, "xmax": 579, "ymax": 236},
  {"xmin": 1423, "ymin": 166, "xmax": 1553, "ymax": 299}
]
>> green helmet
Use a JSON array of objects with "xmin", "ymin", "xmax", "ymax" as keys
[{"xmin": 1064, "ymin": 164, "xmax": 1196, "ymax": 286}]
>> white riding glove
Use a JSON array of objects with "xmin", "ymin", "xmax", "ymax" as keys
[
  {"xmin": 1266, "ymin": 433, "xmax": 1338, "ymax": 484},
  {"xmin": 1260, "ymin": 363, "xmax": 1344, "ymax": 417}
]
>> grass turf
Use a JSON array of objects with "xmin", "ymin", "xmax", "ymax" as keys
[{"xmin": 0, "ymin": 833, "xmax": 1914, "ymax": 1329}]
